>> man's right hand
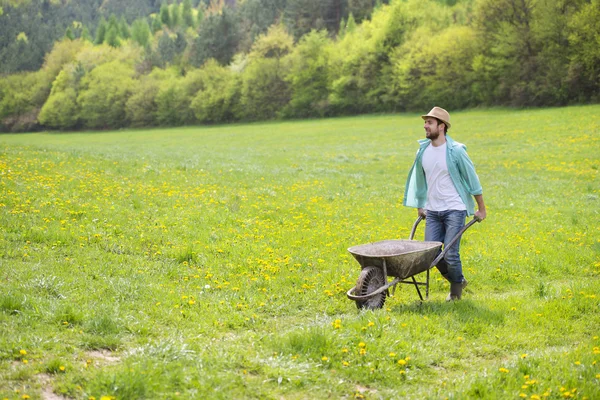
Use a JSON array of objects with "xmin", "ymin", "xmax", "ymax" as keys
[{"xmin": 418, "ymin": 208, "xmax": 427, "ymax": 219}]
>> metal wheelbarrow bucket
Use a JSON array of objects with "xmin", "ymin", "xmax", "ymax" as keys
[{"xmin": 346, "ymin": 216, "xmax": 478, "ymax": 309}]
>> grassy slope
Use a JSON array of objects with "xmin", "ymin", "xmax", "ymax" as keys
[{"xmin": 0, "ymin": 105, "xmax": 599, "ymax": 399}]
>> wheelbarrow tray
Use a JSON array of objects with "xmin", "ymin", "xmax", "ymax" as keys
[{"xmin": 348, "ymin": 240, "xmax": 443, "ymax": 280}]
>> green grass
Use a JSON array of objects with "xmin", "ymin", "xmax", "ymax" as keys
[{"xmin": 1, "ymin": 105, "xmax": 599, "ymax": 399}]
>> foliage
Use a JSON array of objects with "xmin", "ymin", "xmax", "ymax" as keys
[
  {"xmin": 283, "ymin": 0, "xmax": 344, "ymax": 39},
  {"xmin": 188, "ymin": 6, "xmax": 240, "ymax": 67},
  {"xmin": 131, "ymin": 18, "xmax": 151, "ymax": 47},
  {"xmin": 391, "ymin": 26, "xmax": 481, "ymax": 110},
  {"xmin": 2, "ymin": 0, "xmax": 600, "ymax": 131},
  {"xmin": 189, "ymin": 59, "xmax": 241, "ymax": 123},
  {"xmin": 283, "ymin": 30, "xmax": 332, "ymax": 118},
  {"xmin": 240, "ymin": 24, "xmax": 293, "ymax": 120},
  {"xmin": 154, "ymin": 73, "xmax": 196, "ymax": 126},
  {"xmin": 126, "ymin": 69, "xmax": 175, "ymax": 127},
  {"xmin": 38, "ymin": 68, "xmax": 81, "ymax": 129},
  {"xmin": 77, "ymin": 59, "xmax": 136, "ymax": 129},
  {"xmin": 237, "ymin": 0, "xmax": 287, "ymax": 52},
  {"xmin": 567, "ymin": 0, "xmax": 600, "ymax": 101}
]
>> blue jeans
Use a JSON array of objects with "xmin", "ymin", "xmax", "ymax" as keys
[{"xmin": 425, "ymin": 210, "xmax": 467, "ymax": 284}]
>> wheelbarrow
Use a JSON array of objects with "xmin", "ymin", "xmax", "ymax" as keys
[{"xmin": 346, "ymin": 216, "xmax": 478, "ymax": 309}]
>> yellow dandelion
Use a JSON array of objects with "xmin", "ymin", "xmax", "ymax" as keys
[
  {"xmin": 19, "ymin": 349, "xmax": 27, "ymax": 355},
  {"xmin": 322, "ymin": 356, "xmax": 329, "ymax": 362},
  {"xmin": 342, "ymin": 361, "xmax": 349, "ymax": 367},
  {"xmin": 389, "ymin": 352, "xmax": 396, "ymax": 358},
  {"xmin": 367, "ymin": 321, "xmax": 375, "ymax": 327},
  {"xmin": 397, "ymin": 359, "xmax": 407, "ymax": 366},
  {"xmin": 59, "ymin": 366, "xmax": 65, "ymax": 371},
  {"xmin": 358, "ymin": 342, "xmax": 366, "ymax": 348},
  {"xmin": 521, "ymin": 354, "xmax": 528, "ymax": 359}
]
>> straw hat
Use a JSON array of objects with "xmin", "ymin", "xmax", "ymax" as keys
[{"xmin": 421, "ymin": 107, "xmax": 451, "ymax": 129}]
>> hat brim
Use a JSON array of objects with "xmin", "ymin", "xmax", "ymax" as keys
[{"xmin": 421, "ymin": 114, "xmax": 451, "ymax": 129}]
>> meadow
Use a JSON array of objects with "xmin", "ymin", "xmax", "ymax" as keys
[{"xmin": 0, "ymin": 105, "xmax": 599, "ymax": 399}]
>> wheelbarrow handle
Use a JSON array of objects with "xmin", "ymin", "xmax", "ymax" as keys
[{"xmin": 409, "ymin": 215, "xmax": 425, "ymax": 240}]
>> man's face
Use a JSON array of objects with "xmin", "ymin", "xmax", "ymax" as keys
[{"xmin": 424, "ymin": 117, "xmax": 442, "ymax": 140}]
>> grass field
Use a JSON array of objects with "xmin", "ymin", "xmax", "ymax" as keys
[{"xmin": 1, "ymin": 105, "xmax": 599, "ymax": 399}]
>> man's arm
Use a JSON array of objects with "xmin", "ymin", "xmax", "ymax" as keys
[{"xmin": 474, "ymin": 194, "xmax": 486, "ymax": 222}]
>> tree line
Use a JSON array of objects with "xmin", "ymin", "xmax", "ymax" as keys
[{"xmin": 1, "ymin": 0, "xmax": 599, "ymax": 133}]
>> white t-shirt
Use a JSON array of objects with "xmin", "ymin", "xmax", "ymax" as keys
[{"xmin": 421, "ymin": 143, "xmax": 466, "ymax": 211}]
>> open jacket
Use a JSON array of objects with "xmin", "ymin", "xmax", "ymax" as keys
[{"xmin": 403, "ymin": 135, "xmax": 482, "ymax": 216}]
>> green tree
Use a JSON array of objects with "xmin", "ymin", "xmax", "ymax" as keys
[
  {"xmin": 131, "ymin": 18, "xmax": 151, "ymax": 47},
  {"xmin": 567, "ymin": 0, "xmax": 600, "ymax": 101},
  {"xmin": 119, "ymin": 16, "xmax": 131, "ymax": 39},
  {"xmin": 236, "ymin": 0, "xmax": 287, "ymax": 52},
  {"xmin": 160, "ymin": 3, "xmax": 171, "ymax": 28},
  {"xmin": 284, "ymin": 0, "xmax": 343, "ymax": 39},
  {"xmin": 126, "ymin": 68, "xmax": 177, "ymax": 127},
  {"xmin": 473, "ymin": 0, "xmax": 540, "ymax": 105},
  {"xmin": 391, "ymin": 26, "xmax": 481, "ymax": 110},
  {"xmin": 157, "ymin": 31, "xmax": 176, "ymax": 66},
  {"xmin": 151, "ymin": 14, "xmax": 163, "ymax": 34},
  {"xmin": 346, "ymin": 0, "xmax": 377, "ymax": 23},
  {"xmin": 170, "ymin": 3, "xmax": 181, "ymax": 29},
  {"xmin": 189, "ymin": 7, "xmax": 240, "ymax": 67},
  {"xmin": 105, "ymin": 24, "xmax": 121, "ymax": 48},
  {"xmin": 77, "ymin": 60, "xmax": 136, "ymax": 129},
  {"xmin": 65, "ymin": 27, "xmax": 75, "ymax": 40},
  {"xmin": 240, "ymin": 24, "xmax": 293, "ymax": 120},
  {"xmin": 38, "ymin": 69, "xmax": 80, "ymax": 129},
  {"xmin": 81, "ymin": 26, "xmax": 92, "ymax": 42},
  {"xmin": 345, "ymin": 12, "xmax": 356, "ymax": 34},
  {"xmin": 95, "ymin": 18, "xmax": 107, "ymax": 45},
  {"xmin": 155, "ymin": 76, "xmax": 194, "ymax": 126},
  {"xmin": 284, "ymin": 30, "xmax": 331, "ymax": 117},
  {"xmin": 327, "ymin": 0, "xmax": 431, "ymax": 114},
  {"xmin": 182, "ymin": 0, "xmax": 195, "ymax": 28},
  {"xmin": 189, "ymin": 59, "xmax": 241, "ymax": 123}
]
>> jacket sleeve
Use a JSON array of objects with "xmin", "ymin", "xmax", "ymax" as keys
[
  {"xmin": 455, "ymin": 147, "xmax": 483, "ymax": 196},
  {"xmin": 403, "ymin": 156, "xmax": 427, "ymax": 208}
]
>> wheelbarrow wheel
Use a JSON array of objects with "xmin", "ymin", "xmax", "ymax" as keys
[{"xmin": 354, "ymin": 266, "xmax": 386, "ymax": 310}]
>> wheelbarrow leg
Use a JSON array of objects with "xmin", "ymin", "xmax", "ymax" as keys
[
  {"xmin": 411, "ymin": 276, "xmax": 424, "ymax": 301},
  {"xmin": 426, "ymin": 267, "xmax": 430, "ymax": 299}
]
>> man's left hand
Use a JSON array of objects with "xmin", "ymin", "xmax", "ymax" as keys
[{"xmin": 474, "ymin": 209, "xmax": 487, "ymax": 222}]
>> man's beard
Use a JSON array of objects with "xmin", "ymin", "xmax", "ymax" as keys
[{"xmin": 426, "ymin": 130, "xmax": 440, "ymax": 140}]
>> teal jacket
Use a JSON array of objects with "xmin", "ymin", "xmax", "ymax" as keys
[{"xmin": 403, "ymin": 135, "xmax": 483, "ymax": 216}]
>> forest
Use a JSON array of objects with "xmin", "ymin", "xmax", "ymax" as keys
[{"xmin": 0, "ymin": 0, "xmax": 599, "ymax": 132}]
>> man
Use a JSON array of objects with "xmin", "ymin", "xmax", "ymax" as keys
[{"xmin": 403, "ymin": 107, "xmax": 486, "ymax": 301}]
